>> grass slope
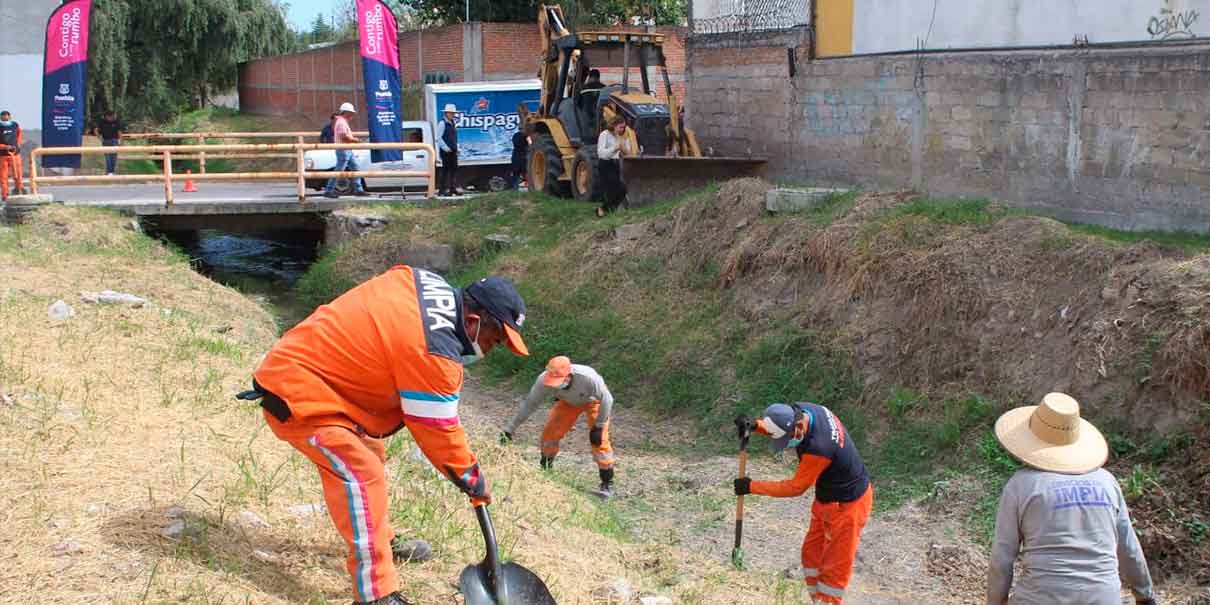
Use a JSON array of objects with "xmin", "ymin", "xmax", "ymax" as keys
[
  {"xmin": 0, "ymin": 208, "xmax": 793, "ymax": 604},
  {"xmin": 297, "ymin": 185, "xmax": 1210, "ymax": 582}
]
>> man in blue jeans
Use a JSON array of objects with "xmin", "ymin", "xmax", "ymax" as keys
[
  {"xmin": 325, "ymin": 102, "xmax": 370, "ymax": 198},
  {"xmin": 94, "ymin": 111, "xmax": 122, "ymax": 175}
]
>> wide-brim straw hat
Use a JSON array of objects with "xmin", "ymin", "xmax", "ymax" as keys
[{"xmin": 994, "ymin": 392, "xmax": 1108, "ymax": 474}]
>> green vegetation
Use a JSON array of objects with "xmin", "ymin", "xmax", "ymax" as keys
[
  {"xmin": 1066, "ymin": 223, "xmax": 1210, "ymax": 254},
  {"xmin": 89, "ymin": 0, "xmax": 295, "ymax": 123}
]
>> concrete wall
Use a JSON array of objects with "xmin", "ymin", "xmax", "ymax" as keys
[
  {"xmin": 688, "ymin": 34, "xmax": 1210, "ymax": 232},
  {"xmin": 852, "ymin": 0, "xmax": 1209, "ymax": 54},
  {"xmin": 0, "ymin": 0, "xmax": 59, "ymax": 149}
]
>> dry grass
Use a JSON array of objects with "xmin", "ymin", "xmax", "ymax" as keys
[{"xmin": 0, "ymin": 208, "xmax": 799, "ymax": 604}]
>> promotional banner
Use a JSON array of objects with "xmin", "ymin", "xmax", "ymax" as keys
[
  {"xmin": 357, "ymin": 0, "xmax": 402, "ymax": 163},
  {"xmin": 42, "ymin": 0, "xmax": 92, "ymax": 169}
]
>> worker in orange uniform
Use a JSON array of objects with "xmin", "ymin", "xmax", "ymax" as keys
[
  {"xmin": 734, "ymin": 402, "xmax": 873, "ymax": 604},
  {"xmin": 499, "ymin": 356, "xmax": 617, "ymax": 499},
  {"xmin": 0, "ymin": 111, "xmax": 25, "ymax": 201},
  {"xmin": 238, "ymin": 268, "xmax": 529, "ymax": 605}
]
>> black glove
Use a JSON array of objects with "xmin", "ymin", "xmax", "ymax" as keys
[
  {"xmin": 734, "ymin": 414, "xmax": 755, "ymax": 440},
  {"xmin": 734, "ymin": 477, "xmax": 751, "ymax": 496},
  {"xmin": 499, "ymin": 431, "xmax": 513, "ymax": 445},
  {"xmin": 589, "ymin": 426, "xmax": 604, "ymax": 447}
]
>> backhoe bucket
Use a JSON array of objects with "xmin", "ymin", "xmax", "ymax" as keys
[{"xmin": 621, "ymin": 156, "xmax": 767, "ymax": 205}]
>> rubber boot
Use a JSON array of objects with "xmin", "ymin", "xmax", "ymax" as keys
[
  {"xmin": 540, "ymin": 454, "xmax": 554, "ymax": 470},
  {"xmin": 353, "ymin": 591, "xmax": 414, "ymax": 605},
  {"xmin": 596, "ymin": 467, "xmax": 614, "ymax": 500}
]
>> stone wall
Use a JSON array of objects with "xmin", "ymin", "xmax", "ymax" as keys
[{"xmin": 688, "ymin": 34, "xmax": 1210, "ymax": 232}]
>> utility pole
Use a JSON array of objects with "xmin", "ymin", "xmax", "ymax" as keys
[{"xmin": 465, "ymin": 0, "xmax": 469, "ymax": 22}]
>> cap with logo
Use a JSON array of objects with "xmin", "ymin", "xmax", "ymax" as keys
[
  {"xmin": 339, "ymin": 102, "xmax": 357, "ymax": 113},
  {"xmin": 464, "ymin": 276, "xmax": 529, "ymax": 357},
  {"xmin": 760, "ymin": 402, "xmax": 811, "ymax": 453}
]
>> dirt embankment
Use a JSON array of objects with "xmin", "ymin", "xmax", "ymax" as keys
[{"xmin": 631, "ymin": 179, "xmax": 1210, "ymax": 581}]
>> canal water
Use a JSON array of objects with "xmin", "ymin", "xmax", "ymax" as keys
[{"xmin": 156, "ymin": 229, "xmax": 321, "ymax": 330}]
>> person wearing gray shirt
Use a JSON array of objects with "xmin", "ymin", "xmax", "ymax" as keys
[
  {"xmin": 499, "ymin": 356, "xmax": 617, "ymax": 498},
  {"xmin": 987, "ymin": 393, "xmax": 1155, "ymax": 605}
]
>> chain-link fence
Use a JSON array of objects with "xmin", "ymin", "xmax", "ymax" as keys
[{"xmin": 692, "ymin": 0, "xmax": 810, "ymax": 35}]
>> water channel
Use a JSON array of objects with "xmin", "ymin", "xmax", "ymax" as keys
[{"xmin": 151, "ymin": 228, "xmax": 322, "ymax": 330}]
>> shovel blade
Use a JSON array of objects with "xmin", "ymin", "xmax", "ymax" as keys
[{"xmin": 459, "ymin": 561, "xmax": 557, "ymax": 605}]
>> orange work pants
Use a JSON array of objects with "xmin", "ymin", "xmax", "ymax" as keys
[
  {"xmin": 0, "ymin": 154, "xmax": 21, "ymax": 198},
  {"xmin": 802, "ymin": 484, "xmax": 873, "ymax": 604},
  {"xmin": 265, "ymin": 412, "xmax": 398, "ymax": 602},
  {"xmin": 539, "ymin": 400, "xmax": 615, "ymax": 469}
]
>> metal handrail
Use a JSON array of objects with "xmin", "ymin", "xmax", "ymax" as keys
[
  {"xmin": 30, "ymin": 141, "xmax": 436, "ymax": 204},
  {"xmin": 115, "ymin": 132, "xmax": 370, "ymax": 173}
]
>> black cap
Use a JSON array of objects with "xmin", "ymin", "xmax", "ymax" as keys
[{"xmin": 464, "ymin": 276, "xmax": 529, "ymax": 356}]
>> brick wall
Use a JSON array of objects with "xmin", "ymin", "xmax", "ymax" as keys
[
  {"xmin": 399, "ymin": 24, "xmax": 464, "ymax": 83},
  {"xmin": 482, "ymin": 23, "xmax": 541, "ymax": 79},
  {"xmin": 238, "ymin": 41, "xmax": 365, "ymax": 129},
  {"xmin": 688, "ymin": 32, "xmax": 1210, "ymax": 232},
  {"xmin": 239, "ymin": 24, "xmax": 691, "ymax": 128}
]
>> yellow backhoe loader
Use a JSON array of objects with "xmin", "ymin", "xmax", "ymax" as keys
[{"xmin": 523, "ymin": 5, "xmax": 766, "ymax": 205}]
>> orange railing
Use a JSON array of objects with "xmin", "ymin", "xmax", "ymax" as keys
[
  {"xmin": 30, "ymin": 141, "xmax": 436, "ymax": 204},
  {"xmin": 117, "ymin": 131, "xmax": 370, "ymax": 173}
]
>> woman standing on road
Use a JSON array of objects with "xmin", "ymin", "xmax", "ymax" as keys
[
  {"xmin": 595, "ymin": 115, "xmax": 631, "ymax": 217},
  {"xmin": 986, "ymin": 392, "xmax": 1155, "ymax": 605}
]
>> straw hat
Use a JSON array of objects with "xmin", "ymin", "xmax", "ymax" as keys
[{"xmin": 994, "ymin": 392, "xmax": 1108, "ymax": 474}]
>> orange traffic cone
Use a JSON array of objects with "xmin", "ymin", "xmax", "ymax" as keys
[{"xmin": 183, "ymin": 169, "xmax": 198, "ymax": 193}]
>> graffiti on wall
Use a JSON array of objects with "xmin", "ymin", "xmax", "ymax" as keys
[{"xmin": 1147, "ymin": 0, "xmax": 1199, "ymax": 40}]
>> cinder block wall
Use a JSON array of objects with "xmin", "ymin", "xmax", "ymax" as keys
[{"xmin": 688, "ymin": 32, "xmax": 1210, "ymax": 232}]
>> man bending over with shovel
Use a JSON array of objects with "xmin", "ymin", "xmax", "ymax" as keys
[
  {"xmin": 735, "ymin": 402, "xmax": 873, "ymax": 604},
  {"xmin": 240, "ymin": 269, "xmax": 529, "ymax": 605},
  {"xmin": 499, "ymin": 356, "xmax": 618, "ymax": 499}
]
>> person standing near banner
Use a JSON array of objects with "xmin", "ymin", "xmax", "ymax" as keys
[
  {"xmin": 436, "ymin": 104, "xmax": 460, "ymax": 196},
  {"xmin": 324, "ymin": 102, "xmax": 371, "ymax": 199},
  {"xmin": 0, "ymin": 111, "xmax": 25, "ymax": 200},
  {"xmin": 93, "ymin": 111, "xmax": 122, "ymax": 175}
]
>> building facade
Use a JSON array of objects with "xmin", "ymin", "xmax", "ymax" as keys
[
  {"xmin": 0, "ymin": 0, "xmax": 59, "ymax": 150},
  {"xmin": 692, "ymin": 0, "xmax": 1207, "ymax": 56}
]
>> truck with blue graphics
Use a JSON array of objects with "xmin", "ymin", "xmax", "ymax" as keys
[
  {"xmin": 305, "ymin": 79, "xmax": 540, "ymax": 194},
  {"xmin": 424, "ymin": 79, "xmax": 541, "ymax": 192}
]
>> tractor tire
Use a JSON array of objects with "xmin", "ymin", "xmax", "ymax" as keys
[
  {"xmin": 528, "ymin": 134, "xmax": 570, "ymax": 197},
  {"xmin": 571, "ymin": 147, "xmax": 602, "ymax": 203}
]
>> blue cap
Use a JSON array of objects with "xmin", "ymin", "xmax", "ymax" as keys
[
  {"xmin": 761, "ymin": 402, "xmax": 812, "ymax": 453},
  {"xmin": 464, "ymin": 276, "xmax": 529, "ymax": 356}
]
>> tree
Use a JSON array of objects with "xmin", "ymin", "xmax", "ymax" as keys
[
  {"xmin": 310, "ymin": 12, "xmax": 335, "ymax": 43},
  {"xmin": 87, "ymin": 0, "xmax": 296, "ymax": 124},
  {"xmin": 396, "ymin": 0, "xmax": 685, "ymax": 26}
]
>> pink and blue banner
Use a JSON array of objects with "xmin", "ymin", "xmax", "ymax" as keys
[
  {"xmin": 42, "ymin": 0, "xmax": 92, "ymax": 169},
  {"xmin": 357, "ymin": 0, "xmax": 402, "ymax": 163}
]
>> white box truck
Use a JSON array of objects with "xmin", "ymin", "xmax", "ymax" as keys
[{"xmin": 304, "ymin": 79, "xmax": 541, "ymax": 195}]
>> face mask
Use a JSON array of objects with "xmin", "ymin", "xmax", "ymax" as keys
[
  {"xmin": 0, "ymin": 120, "xmax": 12, "ymax": 127},
  {"xmin": 461, "ymin": 316, "xmax": 486, "ymax": 366},
  {"xmin": 786, "ymin": 436, "xmax": 803, "ymax": 449},
  {"xmin": 558, "ymin": 377, "xmax": 572, "ymax": 390}
]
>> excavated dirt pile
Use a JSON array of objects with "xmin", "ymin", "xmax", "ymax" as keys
[{"xmin": 648, "ymin": 179, "xmax": 1210, "ymax": 580}]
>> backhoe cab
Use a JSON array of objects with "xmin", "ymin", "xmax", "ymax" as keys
[{"xmin": 525, "ymin": 5, "xmax": 764, "ymax": 203}]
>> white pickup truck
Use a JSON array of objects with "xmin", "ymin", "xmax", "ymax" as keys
[{"xmin": 304, "ymin": 121, "xmax": 434, "ymax": 195}]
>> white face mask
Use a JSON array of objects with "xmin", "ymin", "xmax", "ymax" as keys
[{"xmin": 461, "ymin": 317, "xmax": 486, "ymax": 366}]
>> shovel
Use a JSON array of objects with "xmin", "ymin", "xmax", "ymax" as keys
[
  {"xmin": 460, "ymin": 504, "xmax": 557, "ymax": 605},
  {"xmin": 731, "ymin": 418, "xmax": 751, "ymax": 569}
]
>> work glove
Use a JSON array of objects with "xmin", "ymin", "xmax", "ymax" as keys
[
  {"xmin": 734, "ymin": 414, "xmax": 755, "ymax": 440},
  {"xmin": 444, "ymin": 463, "xmax": 490, "ymax": 505},
  {"xmin": 499, "ymin": 431, "xmax": 513, "ymax": 445},
  {"xmin": 733, "ymin": 477, "xmax": 752, "ymax": 496},
  {"xmin": 589, "ymin": 426, "xmax": 604, "ymax": 447}
]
